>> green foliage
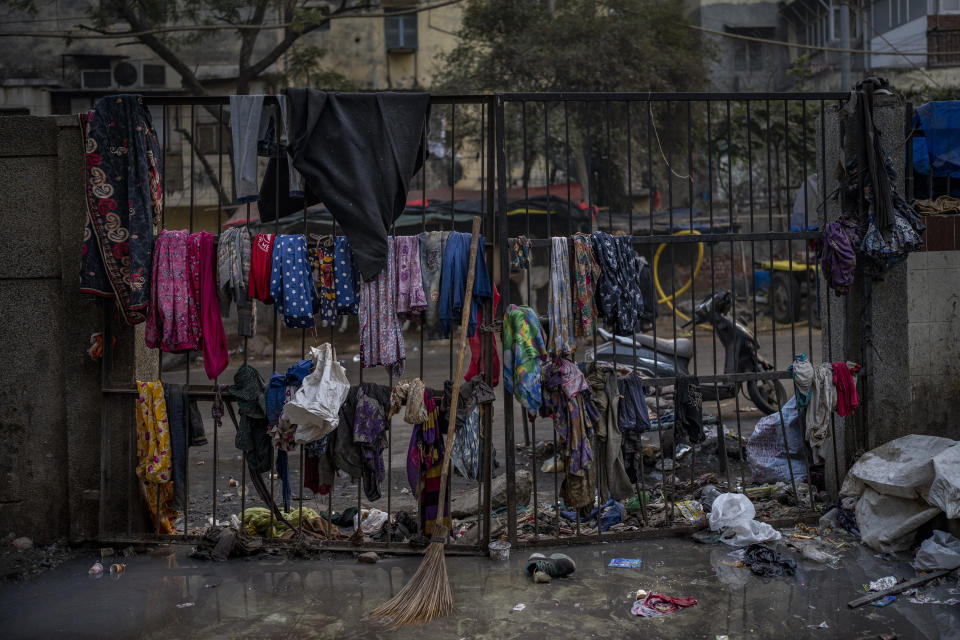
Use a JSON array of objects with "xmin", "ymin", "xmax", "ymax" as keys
[
  {"xmin": 280, "ymin": 44, "xmax": 356, "ymax": 90},
  {"xmin": 434, "ymin": 0, "xmax": 711, "ymax": 93}
]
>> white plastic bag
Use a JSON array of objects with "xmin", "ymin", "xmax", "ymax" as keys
[
  {"xmin": 927, "ymin": 445, "xmax": 960, "ymax": 518},
  {"xmin": 855, "ymin": 487, "xmax": 941, "ymax": 553},
  {"xmin": 284, "ymin": 343, "xmax": 350, "ymax": 443},
  {"xmin": 843, "ymin": 434, "xmax": 955, "ymax": 500},
  {"xmin": 720, "ymin": 519, "xmax": 782, "ymax": 546},
  {"xmin": 913, "ymin": 530, "xmax": 960, "ymax": 571},
  {"xmin": 709, "ymin": 493, "xmax": 755, "ymax": 531}
]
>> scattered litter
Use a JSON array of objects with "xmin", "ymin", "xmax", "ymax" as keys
[
  {"xmin": 609, "ymin": 558, "xmax": 643, "ymax": 568},
  {"xmin": 868, "ymin": 595, "xmax": 896, "ymax": 607},
  {"xmin": 913, "ymin": 530, "xmax": 960, "ymax": 571},
  {"xmin": 120, "ymin": 546, "xmax": 137, "ymax": 558},
  {"xmin": 631, "ymin": 592, "xmax": 698, "ymax": 617},
  {"xmin": 868, "ymin": 576, "xmax": 898, "ymax": 592},
  {"xmin": 635, "ymin": 589, "xmax": 648, "ymax": 600},
  {"xmin": 675, "ymin": 500, "xmax": 705, "ymax": 524},
  {"xmin": 716, "ymin": 636, "xmax": 730, "ymax": 640},
  {"xmin": 204, "ymin": 580, "xmax": 222, "ymax": 588},
  {"xmin": 176, "ymin": 602, "xmax": 195, "ymax": 609},
  {"xmin": 801, "ymin": 545, "xmax": 840, "ymax": 565},
  {"xmin": 11, "ymin": 537, "xmax": 33, "ymax": 551},
  {"xmin": 743, "ymin": 544, "xmax": 796, "ymax": 577},
  {"xmin": 88, "ymin": 562, "xmax": 104, "ymax": 577},
  {"xmin": 807, "ymin": 621, "xmax": 829, "ymax": 630},
  {"xmin": 400, "ymin": 487, "xmax": 410, "ymax": 495},
  {"xmin": 878, "ymin": 634, "xmax": 897, "ymax": 640},
  {"xmin": 109, "ymin": 563, "xmax": 125, "ymax": 578},
  {"xmin": 228, "ymin": 478, "xmax": 238, "ymax": 488},
  {"xmin": 541, "ymin": 456, "xmax": 565, "ymax": 473},
  {"xmin": 357, "ymin": 552, "xmax": 379, "ymax": 564},
  {"xmin": 196, "ymin": 460, "xmax": 205, "ymax": 465},
  {"xmin": 533, "ymin": 570, "xmax": 551, "ymax": 583},
  {"xmin": 512, "ymin": 603, "xmax": 526, "ymax": 612}
]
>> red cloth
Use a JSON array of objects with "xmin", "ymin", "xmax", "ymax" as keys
[
  {"xmin": 632, "ymin": 592, "xmax": 698, "ymax": 617},
  {"xmin": 465, "ymin": 285, "xmax": 500, "ymax": 386},
  {"xmin": 196, "ymin": 232, "xmax": 229, "ymax": 380},
  {"xmin": 248, "ymin": 233, "xmax": 275, "ymax": 303},
  {"xmin": 832, "ymin": 361, "xmax": 860, "ymax": 417}
]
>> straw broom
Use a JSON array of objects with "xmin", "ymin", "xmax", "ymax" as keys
[{"xmin": 369, "ymin": 216, "xmax": 484, "ymax": 626}]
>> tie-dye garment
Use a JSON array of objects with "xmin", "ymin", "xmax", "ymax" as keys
[
  {"xmin": 548, "ymin": 237, "xmax": 575, "ymax": 354},
  {"xmin": 503, "ymin": 304, "xmax": 548, "ymax": 414},
  {"xmin": 136, "ymin": 380, "xmax": 177, "ymax": 534},
  {"xmin": 572, "ymin": 232, "xmax": 600, "ymax": 338},
  {"xmin": 540, "ymin": 357, "xmax": 598, "ymax": 477}
]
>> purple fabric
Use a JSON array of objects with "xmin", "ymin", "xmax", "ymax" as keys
[
  {"xmin": 821, "ymin": 217, "xmax": 859, "ymax": 296},
  {"xmin": 395, "ymin": 235, "xmax": 427, "ymax": 316},
  {"xmin": 354, "ymin": 384, "xmax": 388, "ymax": 487},
  {"xmin": 540, "ymin": 357, "xmax": 597, "ymax": 475}
]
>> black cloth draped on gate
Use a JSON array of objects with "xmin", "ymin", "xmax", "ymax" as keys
[
  {"xmin": 79, "ymin": 94, "xmax": 163, "ymax": 324},
  {"xmin": 282, "ymin": 90, "xmax": 430, "ymax": 282}
]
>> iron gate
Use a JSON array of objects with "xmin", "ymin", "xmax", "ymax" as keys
[{"xmin": 96, "ymin": 90, "xmax": 852, "ymax": 552}]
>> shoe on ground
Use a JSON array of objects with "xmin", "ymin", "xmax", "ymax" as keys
[{"xmin": 525, "ymin": 552, "xmax": 576, "ymax": 578}]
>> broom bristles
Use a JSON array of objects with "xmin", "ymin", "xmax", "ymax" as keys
[{"xmin": 369, "ymin": 529, "xmax": 452, "ymax": 626}]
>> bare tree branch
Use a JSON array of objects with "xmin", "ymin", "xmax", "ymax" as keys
[{"xmin": 175, "ymin": 126, "xmax": 232, "ymax": 208}]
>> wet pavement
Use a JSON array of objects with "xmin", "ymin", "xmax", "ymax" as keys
[{"xmin": 2, "ymin": 538, "xmax": 957, "ymax": 639}]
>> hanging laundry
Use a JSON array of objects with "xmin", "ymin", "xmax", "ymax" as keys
[
  {"xmin": 510, "ymin": 235, "xmax": 531, "ymax": 272},
  {"xmin": 289, "ymin": 344, "xmax": 351, "ymax": 444},
  {"xmin": 135, "ymin": 380, "xmax": 177, "ymax": 534},
  {"xmin": 805, "ymin": 362, "xmax": 836, "ymax": 465},
  {"xmin": 407, "ymin": 390, "xmax": 450, "ymax": 537},
  {"xmin": 248, "ymin": 233, "xmax": 276, "ymax": 303},
  {"xmin": 503, "ymin": 304, "xmax": 548, "ymax": 415},
  {"xmin": 195, "ymin": 231, "xmax": 230, "ymax": 380},
  {"xmin": 395, "ymin": 235, "xmax": 427, "ymax": 316},
  {"xmin": 275, "ymin": 449, "xmax": 291, "ymax": 512},
  {"xmin": 540, "ymin": 357, "xmax": 598, "ymax": 508},
  {"xmin": 359, "ymin": 237, "xmax": 405, "ymax": 374},
  {"xmin": 334, "ymin": 235, "xmax": 359, "ymax": 315},
  {"xmin": 229, "ymin": 94, "xmax": 302, "ymax": 204},
  {"xmin": 833, "ymin": 361, "xmax": 860, "ymax": 417},
  {"xmin": 230, "ymin": 364, "xmax": 272, "ymax": 475},
  {"xmin": 450, "ymin": 376, "xmax": 497, "ymax": 482},
  {"xmin": 389, "ymin": 378, "xmax": 428, "ymax": 425},
  {"xmin": 419, "ymin": 230, "xmax": 450, "ymax": 337},
  {"xmin": 438, "ymin": 231, "xmax": 492, "ymax": 339},
  {"xmin": 307, "ymin": 235, "xmax": 337, "ymax": 327},
  {"xmin": 583, "ymin": 363, "xmax": 634, "ymax": 500},
  {"xmin": 164, "ymin": 383, "xmax": 206, "ymax": 510},
  {"xmin": 352, "ymin": 383, "xmax": 392, "ymax": 502},
  {"xmin": 146, "ymin": 229, "xmax": 201, "ymax": 353},
  {"xmin": 572, "ymin": 233, "xmax": 601, "ymax": 338},
  {"xmin": 820, "ymin": 217, "xmax": 858, "ymax": 296},
  {"xmin": 284, "ymin": 89, "xmax": 430, "ymax": 281},
  {"xmin": 217, "ymin": 227, "xmax": 254, "ymax": 337},
  {"xmin": 617, "ymin": 372, "xmax": 653, "ymax": 432},
  {"xmin": 789, "ymin": 353, "xmax": 814, "ymax": 408},
  {"xmin": 675, "ymin": 376, "xmax": 705, "ymax": 444},
  {"xmin": 548, "ymin": 236, "xmax": 575, "ymax": 354},
  {"xmin": 465, "ymin": 285, "xmax": 501, "ymax": 386},
  {"xmin": 80, "ymin": 95, "xmax": 163, "ymax": 325},
  {"xmin": 270, "ymin": 234, "xmax": 319, "ymax": 329},
  {"xmin": 591, "ymin": 231, "xmax": 646, "ymax": 335},
  {"xmin": 268, "ymin": 359, "xmax": 312, "ymax": 452}
]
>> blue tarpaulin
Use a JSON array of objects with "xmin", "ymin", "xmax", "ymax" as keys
[{"xmin": 913, "ymin": 101, "xmax": 960, "ymax": 179}]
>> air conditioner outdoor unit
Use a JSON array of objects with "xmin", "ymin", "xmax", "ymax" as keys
[{"xmin": 80, "ymin": 61, "xmax": 167, "ymax": 90}]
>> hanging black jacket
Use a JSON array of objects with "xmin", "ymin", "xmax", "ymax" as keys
[{"xmin": 284, "ymin": 89, "xmax": 430, "ymax": 281}]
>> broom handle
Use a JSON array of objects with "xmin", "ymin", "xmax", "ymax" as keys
[{"xmin": 433, "ymin": 216, "xmax": 483, "ymax": 531}]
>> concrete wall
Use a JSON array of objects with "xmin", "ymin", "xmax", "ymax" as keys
[
  {"xmin": 0, "ymin": 115, "xmax": 157, "ymax": 544},
  {"xmin": 818, "ymin": 94, "xmax": 960, "ymax": 496}
]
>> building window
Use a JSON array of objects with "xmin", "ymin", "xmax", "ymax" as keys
[
  {"xmin": 385, "ymin": 10, "xmax": 418, "ymax": 50},
  {"xmin": 727, "ymin": 27, "xmax": 773, "ymax": 71},
  {"xmin": 195, "ymin": 123, "xmax": 231, "ymax": 156},
  {"xmin": 943, "ymin": 0, "xmax": 960, "ymax": 13},
  {"xmin": 164, "ymin": 153, "xmax": 183, "ymax": 192}
]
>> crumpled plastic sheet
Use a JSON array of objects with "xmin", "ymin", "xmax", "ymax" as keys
[
  {"xmin": 913, "ymin": 530, "xmax": 960, "ymax": 571},
  {"xmin": 742, "ymin": 543, "xmax": 796, "ymax": 577}
]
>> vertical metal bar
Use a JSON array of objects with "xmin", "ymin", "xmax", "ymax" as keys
[
  {"xmin": 449, "ymin": 103, "xmax": 456, "ymax": 380},
  {"xmin": 801, "ymin": 100, "xmax": 813, "ymax": 356},
  {"xmin": 495, "ymin": 95, "xmax": 517, "ymax": 545},
  {"xmin": 728, "ymin": 101, "xmax": 747, "ymax": 492},
  {"xmin": 183, "ymin": 104, "xmax": 196, "ymax": 536},
  {"xmin": 212, "ymin": 103, "xmax": 224, "ymax": 529},
  {"xmin": 483, "ymin": 96, "xmax": 496, "ymax": 549},
  {"xmin": 785, "ymin": 100, "xmax": 796, "ymax": 360}
]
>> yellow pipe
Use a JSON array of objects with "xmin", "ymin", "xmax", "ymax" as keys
[{"xmin": 652, "ymin": 229, "xmax": 704, "ymax": 324}]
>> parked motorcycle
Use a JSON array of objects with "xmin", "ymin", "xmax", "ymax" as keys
[{"xmin": 589, "ymin": 291, "xmax": 786, "ymax": 415}]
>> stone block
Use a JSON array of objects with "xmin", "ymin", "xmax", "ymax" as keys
[
  {"xmin": 0, "ymin": 156, "xmax": 62, "ymax": 279},
  {"xmin": 0, "ymin": 116, "xmax": 58, "ymax": 157}
]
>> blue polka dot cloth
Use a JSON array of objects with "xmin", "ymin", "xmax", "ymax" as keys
[
  {"xmin": 270, "ymin": 234, "xmax": 319, "ymax": 328},
  {"xmin": 334, "ymin": 235, "xmax": 359, "ymax": 315}
]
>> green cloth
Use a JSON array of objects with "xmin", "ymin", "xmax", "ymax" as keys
[{"xmin": 243, "ymin": 506, "xmax": 322, "ymax": 537}]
